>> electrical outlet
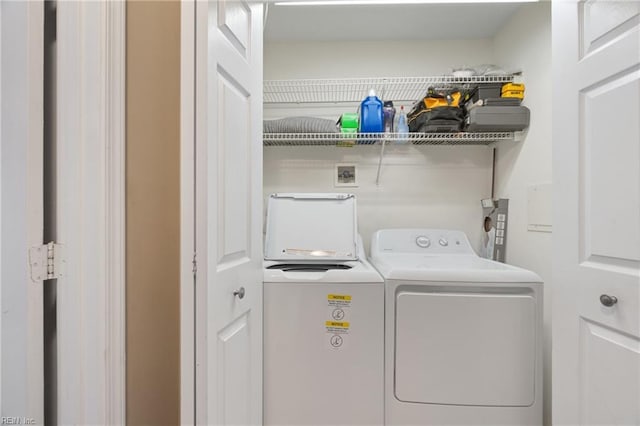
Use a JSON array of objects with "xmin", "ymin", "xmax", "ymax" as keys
[{"xmin": 335, "ymin": 163, "xmax": 358, "ymax": 187}]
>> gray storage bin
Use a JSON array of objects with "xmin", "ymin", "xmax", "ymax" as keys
[
  {"xmin": 465, "ymin": 106, "xmax": 530, "ymax": 132},
  {"xmin": 471, "ymin": 84, "xmax": 504, "ymax": 103}
]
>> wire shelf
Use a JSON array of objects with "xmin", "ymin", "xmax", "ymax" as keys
[
  {"xmin": 263, "ymin": 132, "xmax": 514, "ymax": 147},
  {"xmin": 264, "ymin": 75, "xmax": 516, "ymax": 104}
]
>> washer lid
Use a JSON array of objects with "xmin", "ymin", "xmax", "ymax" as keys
[{"xmin": 265, "ymin": 193, "xmax": 358, "ymax": 261}]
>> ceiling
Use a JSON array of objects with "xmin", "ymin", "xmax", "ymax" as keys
[{"xmin": 264, "ymin": 3, "xmax": 524, "ymax": 42}]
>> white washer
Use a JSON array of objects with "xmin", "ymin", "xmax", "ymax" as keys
[
  {"xmin": 263, "ymin": 193, "xmax": 384, "ymax": 426},
  {"xmin": 370, "ymin": 229, "xmax": 543, "ymax": 426}
]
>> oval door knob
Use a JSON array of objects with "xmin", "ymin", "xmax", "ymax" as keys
[
  {"xmin": 233, "ymin": 287, "xmax": 246, "ymax": 299},
  {"xmin": 600, "ymin": 294, "xmax": 618, "ymax": 307}
]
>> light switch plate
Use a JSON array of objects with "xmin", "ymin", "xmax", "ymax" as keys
[{"xmin": 527, "ymin": 183, "xmax": 552, "ymax": 232}]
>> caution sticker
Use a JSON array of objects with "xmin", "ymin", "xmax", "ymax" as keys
[
  {"xmin": 326, "ymin": 321, "xmax": 350, "ymax": 328},
  {"xmin": 326, "ymin": 294, "xmax": 352, "ymax": 349},
  {"xmin": 328, "ymin": 294, "xmax": 352, "ymax": 303}
]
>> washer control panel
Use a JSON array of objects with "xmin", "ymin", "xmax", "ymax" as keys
[
  {"xmin": 415, "ymin": 236, "xmax": 431, "ymax": 248},
  {"xmin": 373, "ymin": 229, "xmax": 474, "ymax": 255}
]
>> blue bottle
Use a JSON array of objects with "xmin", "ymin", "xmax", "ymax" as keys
[{"xmin": 360, "ymin": 89, "xmax": 384, "ymax": 133}]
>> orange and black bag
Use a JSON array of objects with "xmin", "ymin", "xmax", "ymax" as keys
[{"xmin": 407, "ymin": 87, "xmax": 470, "ymax": 133}]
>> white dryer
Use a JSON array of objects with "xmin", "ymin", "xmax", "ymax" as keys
[
  {"xmin": 370, "ymin": 229, "xmax": 543, "ymax": 426},
  {"xmin": 263, "ymin": 193, "xmax": 384, "ymax": 426}
]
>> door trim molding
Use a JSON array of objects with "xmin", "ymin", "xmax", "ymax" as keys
[
  {"xmin": 104, "ymin": 2, "xmax": 126, "ymax": 425},
  {"xmin": 193, "ymin": 3, "xmax": 209, "ymax": 422},
  {"xmin": 56, "ymin": 1, "xmax": 126, "ymax": 423},
  {"xmin": 180, "ymin": 1, "xmax": 196, "ymax": 424}
]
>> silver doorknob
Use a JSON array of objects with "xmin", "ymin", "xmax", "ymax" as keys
[
  {"xmin": 233, "ymin": 287, "xmax": 245, "ymax": 299},
  {"xmin": 600, "ymin": 294, "xmax": 617, "ymax": 307}
]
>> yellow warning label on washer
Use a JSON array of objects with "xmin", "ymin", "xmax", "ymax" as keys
[
  {"xmin": 326, "ymin": 294, "xmax": 352, "ymax": 347},
  {"xmin": 328, "ymin": 294, "xmax": 352, "ymax": 301},
  {"xmin": 325, "ymin": 321, "xmax": 350, "ymax": 328},
  {"xmin": 328, "ymin": 294, "xmax": 352, "ymax": 311}
]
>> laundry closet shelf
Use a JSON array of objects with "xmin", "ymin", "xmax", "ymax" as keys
[
  {"xmin": 264, "ymin": 75, "xmax": 516, "ymax": 104},
  {"xmin": 263, "ymin": 132, "xmax": 515, "ymax": 146}
]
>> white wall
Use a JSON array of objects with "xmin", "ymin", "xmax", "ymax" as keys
[
  {"xmin": 264, "ymin": 39, "xmax": 495, "ymax": 252},
  {"xmin": 492, "ymin": 3, "xmax": 552, "ymax": 425},
  {"xmin": 264, "ymin": 145, "xmax": 493, "ymax": 252},
  {"xmin": 265, "ymin": 39, "xmax": 496, "ymax": 80}
]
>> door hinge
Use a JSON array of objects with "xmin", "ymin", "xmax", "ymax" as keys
[
  {"xmin": 29, "ymin": 242, "xmax": 65, "ymax": 282},
  {"xmin": 192, "ymin": 252, "xmax": 198, "ymax": 277}
]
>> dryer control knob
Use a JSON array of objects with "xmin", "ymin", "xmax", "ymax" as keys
[
  {"xmin": 416, "ymin": 236, "xmax": 431, "ymax": 248},
  {"xmin": 439, "ymin": 238, "xmax": 449, "ymax": 247}
]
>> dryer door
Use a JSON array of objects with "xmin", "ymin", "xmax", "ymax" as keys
[{"xmin": 394, "ymin": 285, "xmax": 536, "ymax": 407}]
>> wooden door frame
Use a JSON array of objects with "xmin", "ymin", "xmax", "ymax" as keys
[{"xmin": 55, "ymin": 1, "xmax": 125, "ymax": 424}]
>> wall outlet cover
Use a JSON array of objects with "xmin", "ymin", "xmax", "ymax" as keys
[{"xmin": 335, "ymin": 163, "xmax": 358, "ymax": 187}]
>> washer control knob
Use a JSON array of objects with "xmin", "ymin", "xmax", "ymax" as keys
[
  {"xmin": 416, "ymin": 236, "xmax": 431, "ymax": 248},
  {"xmin": 439, "ymin": 238, "xmax": 449, "ymax": 247}
]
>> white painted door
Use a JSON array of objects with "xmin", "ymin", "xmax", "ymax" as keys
[
  {"xmin": 195, "ymin": 1, "xmax": 264, "ymax": 425},
  {"xmin": 0, "ymin": 1, "xmax": 44, "ymax": 424},
  {"xmin": 552, "ymin": 1, "xmax": 640, "ymax": 425}
]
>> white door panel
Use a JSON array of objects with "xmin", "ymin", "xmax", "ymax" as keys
[
  {"xmin": 580, "ymin": 70, "xmax": 640, "ymax": 263},
  {"xmin": 217, "ymin": 314, "xmax": 251, "ymax": 426},
  {"xmin": 579, "ymin": 319, "xmax": 640, "ymax": 425},
  {"xmin": 217, "ymin": 72, "xmax": 250, "ymax": 264},
  {"xmin": 553, "ymin": 1, "xmax": 640, "ymax": 424},
  {"xmin": 217, "ymin": 1, "xmax": 251, "ymax": 56},
  {"xmin": 0, "ymin": 2, "xmax": 44, "ymax": 423},
  {"xmin": 196, "ymin": 1, "xmax": 263, "ymax": 425},
  {"xmin": 580, "ymin": 0, "xmax": 640, "ymax": 57}
]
